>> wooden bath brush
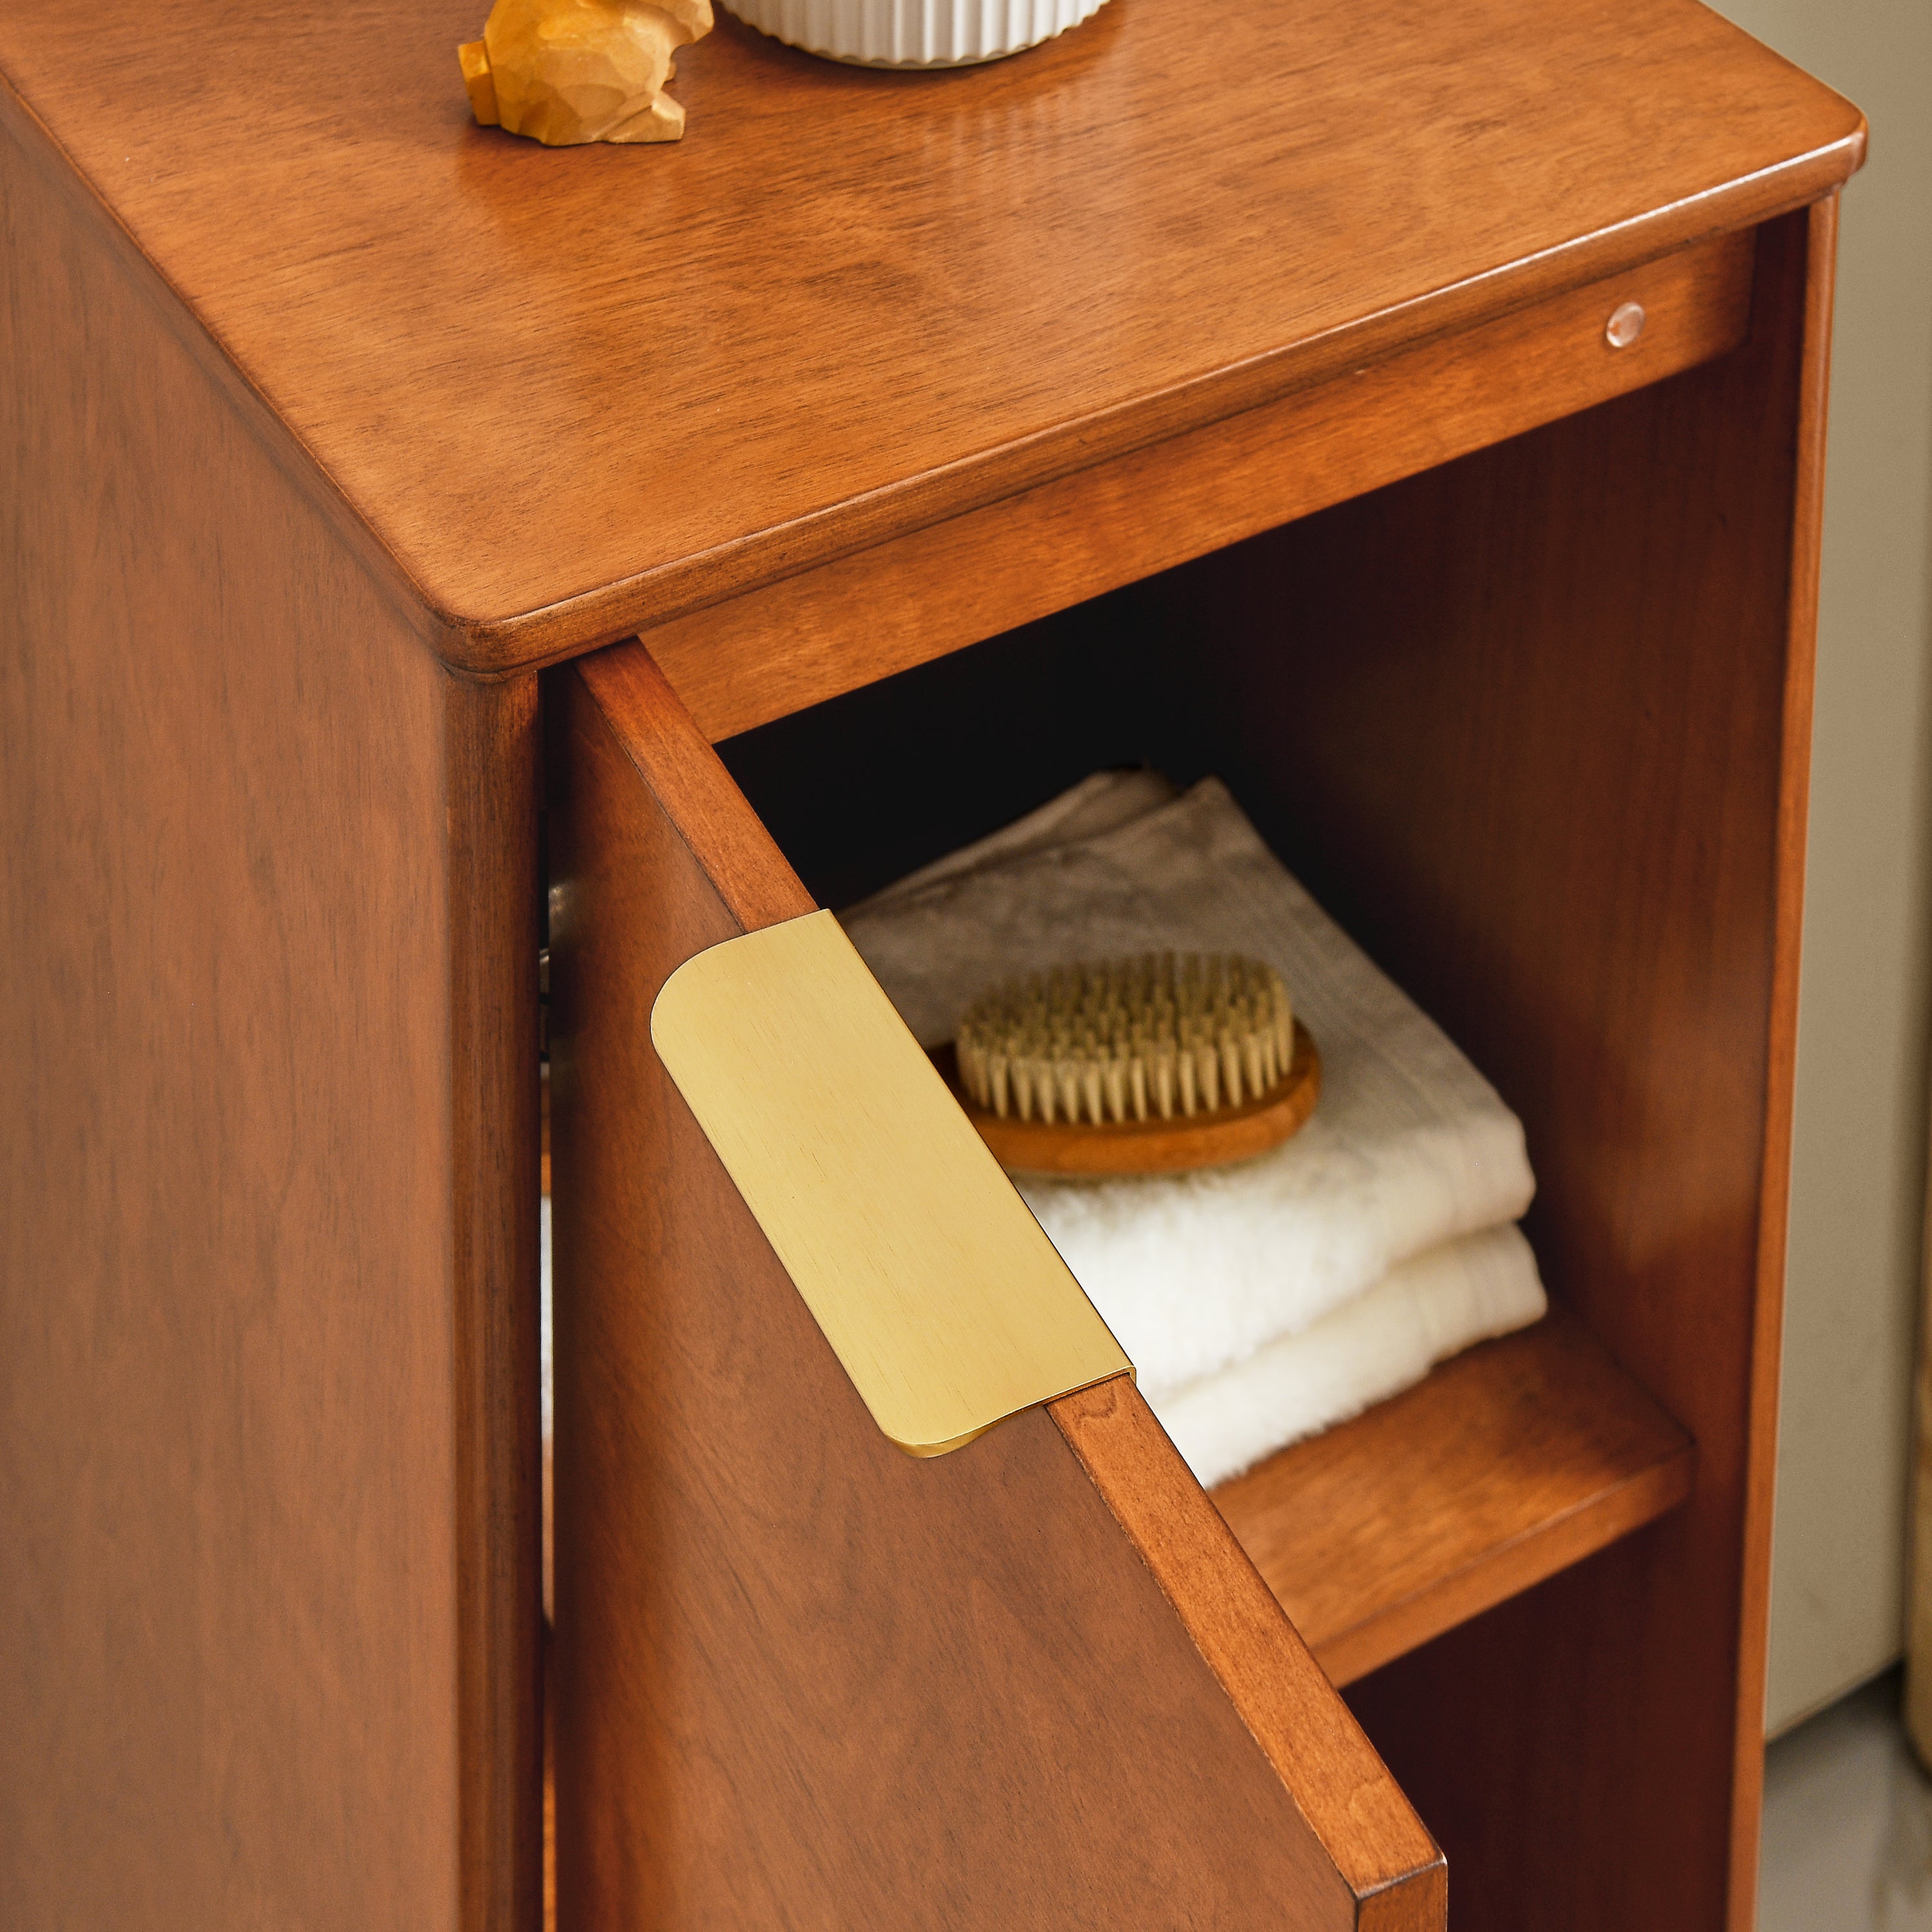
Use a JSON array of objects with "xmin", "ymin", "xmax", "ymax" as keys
[{"xmin": 934, "ymin": 952, "xmax": 1320, "ymax": 1177}]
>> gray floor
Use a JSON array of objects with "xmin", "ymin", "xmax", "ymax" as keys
[{"xmin": 1761, "ymin": 1670, "xmax": 1932, "ymax": 1930}]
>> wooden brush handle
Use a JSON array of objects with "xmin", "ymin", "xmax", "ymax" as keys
[{"xmin": 933, "ymin": 1021, "xmax": 1320, "ymax": 1177}]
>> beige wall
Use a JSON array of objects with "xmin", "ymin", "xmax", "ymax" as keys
[{"xmin": 1709, "ymin": 0, "xmax": 1932, "ymax": 1732}]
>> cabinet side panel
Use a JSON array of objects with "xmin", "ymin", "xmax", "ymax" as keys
[
  {"xmin": 1730, "ymin": 191, "xmax": 1837, "ymax": 1928},
  {"xmin": 1157, "ymin": 209, "xmax": 1821, "ymax": 1931},
  {"xmin": 0, "ymin": 109, "xmax": 467, "ymax": 1929}
]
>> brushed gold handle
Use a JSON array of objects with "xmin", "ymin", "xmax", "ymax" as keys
[{"xmin": 652, "ymin": 910, "xmax": 1133, "ymax": 1456}]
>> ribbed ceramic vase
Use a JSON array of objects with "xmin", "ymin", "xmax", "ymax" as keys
[{"xmin": 724, "ymin": 0, "xmax": 1110, "ymax": 66}]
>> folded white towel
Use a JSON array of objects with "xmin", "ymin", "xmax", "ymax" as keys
[
  {"xmin": 1151, "ymin": 1224, "xmax": 1546, "ymax": 1488},
  {"xmin": 841, "ymin": 772, "xmax": 1539, "ymax": 1392}
]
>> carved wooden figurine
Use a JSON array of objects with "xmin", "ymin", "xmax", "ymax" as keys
[{"xmin": 459, "ymin": 0, "xmax": 712, "ymax": 146}]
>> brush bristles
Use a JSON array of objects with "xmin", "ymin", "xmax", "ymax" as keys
[{"xmin": 954, "ymin": 952, "xmax": 1294, "ymax": 1126}]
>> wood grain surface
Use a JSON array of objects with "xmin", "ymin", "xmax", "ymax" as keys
[
  {"xmin": 548, "ymin": 643, "xmax": 1443, "ymax": 1929},
  {"xmin": 0, "ymin": 0, "xmax": 1862, "ymax": 671},
  {"xmin": 1719, "ymin": 193, "xmax": 1839, "ymax": 1928},
  {"xmin": 3, "ymin": 0, "xmax": 1850, "ymax": 1917},
  {"xmin": 1213, "ymin": 1309, "xmax": 1694, "ymax": 1688},
  {"xmin": 1048, "ymin": 1379, "xmax": 1448, "ymax": 1932},
  {"xmin": 1, "ymin": 94, "xmax": 540, "ymax": 1932},
  {"xmin": 447, "ymin": 677, "xmax": 546, "ymax": 1932},
  {"xmin": 1161, "ymin": 207, "xmax": 1832, "ymax": 1932},
  {"xmin": 706, "ymin": 207, "xmax": 1836, "ymax": 1927},
  {"xmin": 658, "ymin": 227, "xmax": 1757, "ymax": 740}
]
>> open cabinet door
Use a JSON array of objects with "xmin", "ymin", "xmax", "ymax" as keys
[{"xmin": 545, "ymin": 641, "xmax": 1446, "ymax": 1929}]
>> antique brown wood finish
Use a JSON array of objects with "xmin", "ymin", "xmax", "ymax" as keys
[
  {"xmin": 687, "ymin": 211, "xmax": 1835, "ymax": 1932},
  {"xmin": 547, "ymin": 645, "xmax": 1444, "ymax": 1931},
  {"xmin": 0, "ymin": 97, "xmax": 541, "ymax": 1932},
  {"xmin": 1732, "ymin": 197, "xmax": 1839, "ymax": 1924},
  {"xmin": 650, "ymin": 229, "xmax": 1758, "ymax": 741},
  {"xmin": 1213, "ymin": 1309, "xmax": 1695, "ymax": 1689},
  {"xmin": 448, "ymin": 676, "xmax": 546, "ymax": 1932},
  {"xmin": 1047, "ymin": 1381, "xmax": 1448, "ymax": 1932},
  {"xmin": 1137, "ymin": 206, "xmax": 1835, "ymax": 1931},
  {"xmin": 0, "ymin": 2, "xmax": 1861, "ymax": 672},
  {"xmin": 4, "ymin": 0, "xmax": 1860, "ymax": 1915}
]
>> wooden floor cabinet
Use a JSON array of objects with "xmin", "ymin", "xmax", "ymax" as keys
[{"xmin": 1, "ymin": 1, "xmax": 1864, "ymax": 1927}]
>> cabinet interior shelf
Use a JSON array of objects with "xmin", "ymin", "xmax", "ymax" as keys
[
  {"xmin": 1212, "ymin": 1303, "xmax": 1694, "ymax": 1686},
  {"xmin": 544, "ymin": 1101, "xmax": 1692, "ymax": 1692}
]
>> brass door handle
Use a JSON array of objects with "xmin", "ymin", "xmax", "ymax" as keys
[{"xmin": 652, "ymin": 909, "xmax": 1133, "ymax": 1456}]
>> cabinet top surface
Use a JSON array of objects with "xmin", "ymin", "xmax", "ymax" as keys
[{"xmin": 0, "ymin": 0, "xmax": 1861, "ymax": 674}]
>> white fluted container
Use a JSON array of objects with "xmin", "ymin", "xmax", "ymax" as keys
[{"xmin": 724, "ymin": 0, "xmax": 1110, "ymax": 66}]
